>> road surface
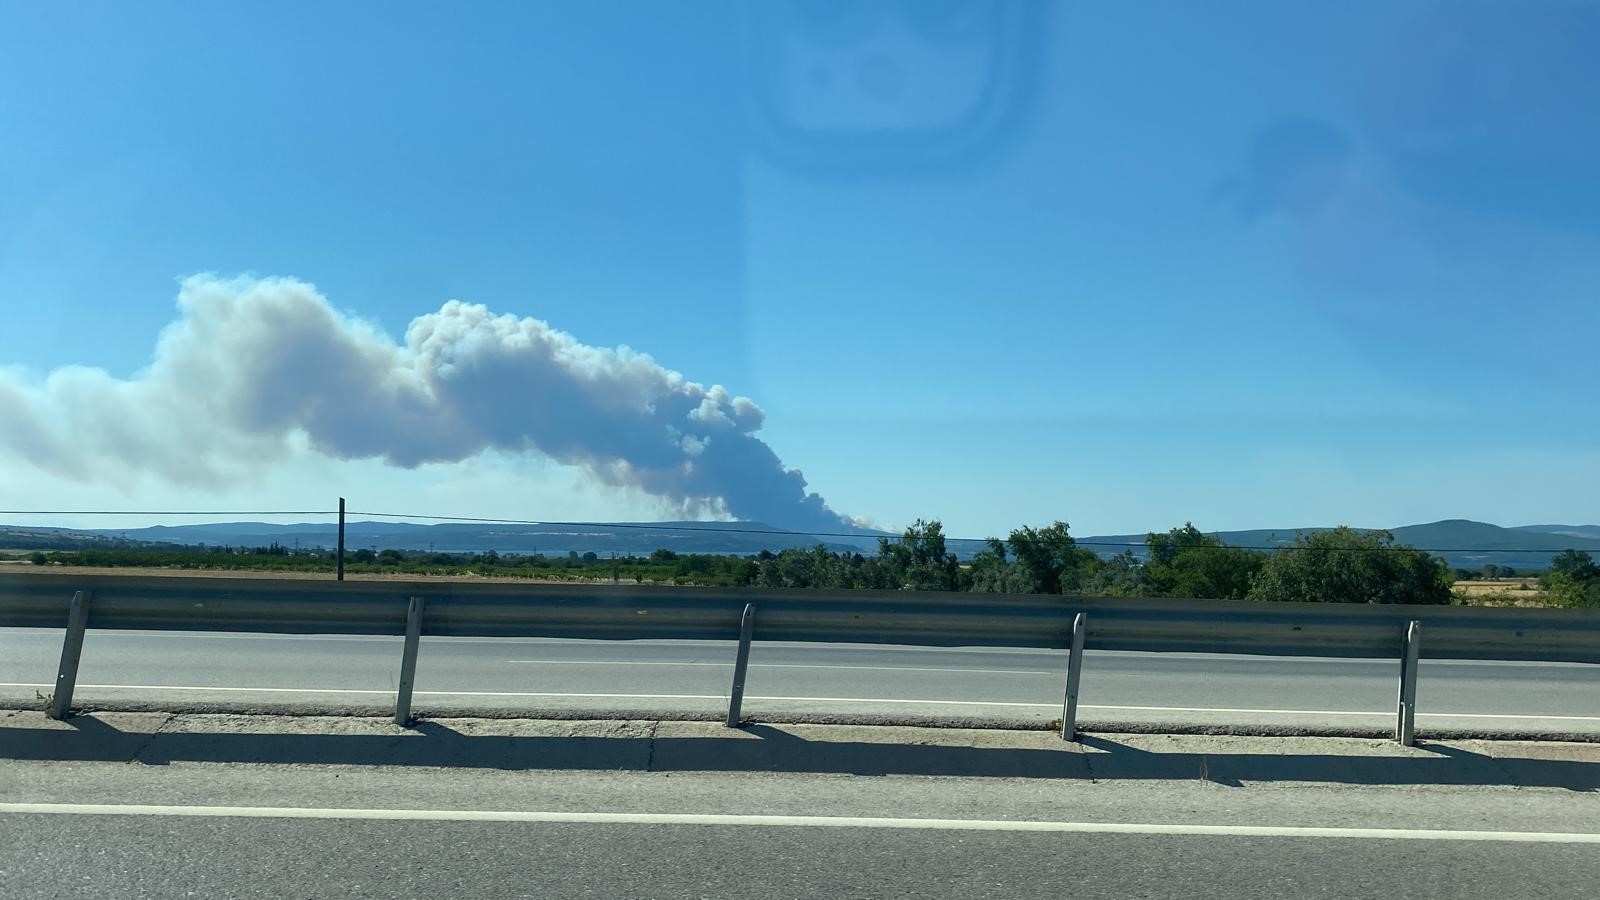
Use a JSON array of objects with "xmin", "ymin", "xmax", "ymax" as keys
[
  {"xmin": 4, "ymin": 628, "xmax": 1599, "ymax": 733},
  {"xmin": 4, "ymin": 727, "xmax": 1598, "ymax": 899},
  {"xmin": 9, "ymin": 812, "xmax": 1597, "ymax": 899}
]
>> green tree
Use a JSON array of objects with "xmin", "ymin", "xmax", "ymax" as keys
[
  {"xmin": 30, "ymin": 551, "xmax": 47, "ymax": 566},
  {"xmin": 756, "ymin": 546, "xmax": 847, "ymax": 589},
  {"xmin": 968, "ymin": 522, "xmax": 1105, "ymax": 594},
  {"xmin": 1542, "ymin": 550, "xmax": 1600, "ymax": 609},
  {"xmin": 877, "ymin": 520, "xmax": 962, "ymax": 591},
  {"xmin": 1005, "ymin": 522, "xmax": 1100, "ymax": 594},
  {"xmin": 1082, "ymin": 550, "xmax": 1146, "ymax": 596},
  {"xmin": 1142, "ymin": 524, "xmax": 1265, "ymax": 600},
  {"xmin": 1549, "ymin": 549, "xmax": 1598, "ymax": 582},
  {"xmin": 967, "ymin": 539, "xmax": 1033, "ymax": 593},
  {"xmin": 673, "ymin": 553, "xmax": 721, "ymax": 580},
  {"xmin": 1247, "ymin": 527, "xmax": 1452, "ymax": 605},
  {"xmin": 1543, "ymin": 572, "xmax": 1600, "ymax": 608}
]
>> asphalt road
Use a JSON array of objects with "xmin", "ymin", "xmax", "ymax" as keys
[
  {"xmin": 3, "ymin": 628, "xmax": 1600, "ymax": 732},
  {"xmin": 7, "ymin": 713, "xmax": 1600, "ymax": 898},
  {"xmin": 4, "ymin": 749, "xmax": 1599, "ymax": 900},
  {"xmin": 7, "ymin": 813, "xmax": 1598, "ymax": 899}
]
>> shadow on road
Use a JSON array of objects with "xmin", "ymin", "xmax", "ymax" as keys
[{"xmin": 0, "ymin": 714, "xmax": 1594, "ymax": 790}]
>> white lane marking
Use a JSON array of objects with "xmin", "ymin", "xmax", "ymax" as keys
[
  {"xmin": 745, "ymin": 697, "xmax": 1600, "ymax": 720},
  {"xmin": 505, "ymin": 660, "xmax": 1059, "ymax": 676},
  {"xmin": 1081, "ymin": 704, "xmax": 1600, "ymax": 721},
  {"xmin": 0, "ymin": 682, "xmax": 720, "ymax": 701},
  {"xmin": 0, "ymin": 803, "xmax": 1596, "ymax": 843},
  {"xmin": 3, "ymin": 682, "xmax": 1600, "ymax": 722},
  {"xmin": 0, "ymin": 629, "xmax": 402, "ymax": 643}
]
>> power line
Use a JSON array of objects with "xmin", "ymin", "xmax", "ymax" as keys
[
  {"xmin": 349, "ymin": 511, "xmax": 1586, "ymax": 556},
  {"xmin": 1072, "ymin": 541, "xmax": 1566, "ymax": 554},
  {"xmin": 349, "ymin": 510, "xmax": 872, "ymax": 538},
  {"xmin": 2, "ymin": 508, "xmax": 1592, "ymax": 557},
  {"xmin": 0, "ymin": 510, "xmax": 333, "ymax": 517}
]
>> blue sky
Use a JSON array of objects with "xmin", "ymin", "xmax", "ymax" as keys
[{"xmin": 2, "ymin": 1, "xmax": 1596, "ymax": 538}]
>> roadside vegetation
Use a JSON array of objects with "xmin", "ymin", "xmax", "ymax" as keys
[
  {"xmin": 23, "ymin": 519, "xmax": 1590, "ymax": 607},
  {"xmin": 25, "ymin": 544, "xmax": 752, "ymax": 586},
  {"xmin": 1539, "ymin": 550, "xmax": 1600, "ymax": 608}
]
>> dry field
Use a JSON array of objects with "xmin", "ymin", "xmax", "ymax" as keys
[
  {"xmin": 0, "ymin": 557, "xmax": 1564, "ymax": 604},
  {"xmin": 1453, "ymin": 578, "xmax": 1551, "ymax": 607},
  {"xmin": 0, "ymin": 559, "xmax": 632, "ymax": 585}
]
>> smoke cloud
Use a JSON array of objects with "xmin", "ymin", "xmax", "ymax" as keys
[{"xmin": 2, "ymin": 276, "xmax": 854, "ymax": 533}]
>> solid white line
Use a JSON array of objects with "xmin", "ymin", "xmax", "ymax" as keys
[
  {"xmin": 750, "ymin": 695, "xmax": 1052, "ymax": 708},
  {"xmin": 0, "ymin": 683, "xmax": 724, "ymax": 701},
  {"xmin": 0, "ymin": 629, "xmax": 400, "ymax": 643},
  {"xmin": 504, "ymin": 661, "xmax": 1059, "ymax": 676},
  {"xmin": 0, "ymin": 803, "xmax": 1595, "ymax": 843},
  {"xmin": 503, "ymin": 660, "xmax": 732, "ymax": 667},
  {"xmin": 761, "ymin": 663, "xmax": 1054, "ymax": 675},
  {"xmin": 3, "ymin": 682, "xmax": 1598, "ymax": 722}
]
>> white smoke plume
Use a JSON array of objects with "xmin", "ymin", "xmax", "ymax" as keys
[{"xmin": 1, "ymin": 276, "xmax": 853, "ymax": 532}]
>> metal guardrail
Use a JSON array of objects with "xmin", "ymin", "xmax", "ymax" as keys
[{"xmin": 4, "ymin": 572, "xmax": 1599, "ymax": 745}]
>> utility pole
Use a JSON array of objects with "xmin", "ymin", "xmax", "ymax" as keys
[{"xmin": 337, "ymin": 497, "xmax": 346, "ymax": 581}]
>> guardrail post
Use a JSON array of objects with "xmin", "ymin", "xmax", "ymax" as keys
[
  {"xmin": 49, "ymin": 591, "xmax": 91, "ymax": 720},
  {"xmin": 1060, "ymin": 612, "xmax": 1087, "ymax": 741},
  {"xmin": 1396, "ymin": 620, "xmax": 1422, "ymax": 746},
  {"xmin": 725, "ymin": 603, "xmax": 756, "ymax": 728},
  {"xmin": 394, "ymin": 596, "xmax": 425, "ymax": 726}
]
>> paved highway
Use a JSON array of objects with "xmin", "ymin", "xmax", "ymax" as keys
[
  {"xmin": 8, "ymin": 812, "xmax": 1597, "ymax": 899},
  {"xmin": 4, "ymin": 627, "xmax": 1599, "ymax": 732},
  {"xmin": 4, "ymin": 736, "xmax": 1599, "ymax": 899}
]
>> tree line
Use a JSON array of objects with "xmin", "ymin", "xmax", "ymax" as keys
[
  {"xmin": 34, "ymin": 517, "xmax": 1563, "ymax": 605},
  {"xmin": 749, "ymin": 520, "xmax": 1459, "ymax": 605}
]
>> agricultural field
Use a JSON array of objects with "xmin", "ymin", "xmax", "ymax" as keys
[{"xmin": 1452, "ymin": 578, "xmax": 1551, "ymax": 607}]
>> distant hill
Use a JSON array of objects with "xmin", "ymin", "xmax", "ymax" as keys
[
  {"xmin": 1077, "ymin": 519, "xmax": 1600, "ymax": 570},
  {"xmin": 7, "ymin": 517, "xmax": 1597, "ymax": 570},
  {"xmin": 0, "ymin": 526, "xmax": 175, "ymax": 552},
  {"xmin": 1387, "ymin": 520, "xmax": 1600, "ymax": 568},
  {"xmin": 1513, "ymin": 524, "xmax": 1600, "ymax": 541},
  {"xmin": 71, "ymin": 520, "xmax": 890, "ymax": 557},
  {"xmin": 1077, "ymin": 528, "xmax": 1309, "ymax": 555}
]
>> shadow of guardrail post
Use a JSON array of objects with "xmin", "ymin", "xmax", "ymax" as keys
[{"xmin": 3, "ymin": 715, "xmax": 1595, "ymax": 788}]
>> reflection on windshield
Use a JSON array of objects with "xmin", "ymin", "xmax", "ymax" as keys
[{"xmin": 0, "ymin": 0, "xmax": 1593, "ymax": 545}]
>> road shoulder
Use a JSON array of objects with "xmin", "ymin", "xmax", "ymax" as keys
[{"xmin": 2, "ymin": 710, "xmax": 1598, "ymax": 836}]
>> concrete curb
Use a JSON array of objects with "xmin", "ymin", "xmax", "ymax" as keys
[
  {"xmin": 3, "ymin": 697, "xmax": 1598, "ymax": 744},
  {"xmin": 4, "ymin": 710, "xmax": 1599, "ymax": 788}
]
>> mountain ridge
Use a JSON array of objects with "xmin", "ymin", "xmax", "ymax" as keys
[
  {"xmin": 4, "ymin": 518, "xmax": 1596, "ymax": 569},
  {"xmin": 1512, "ymin": 524, "xmax": 1600, "ymax": 541}
]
